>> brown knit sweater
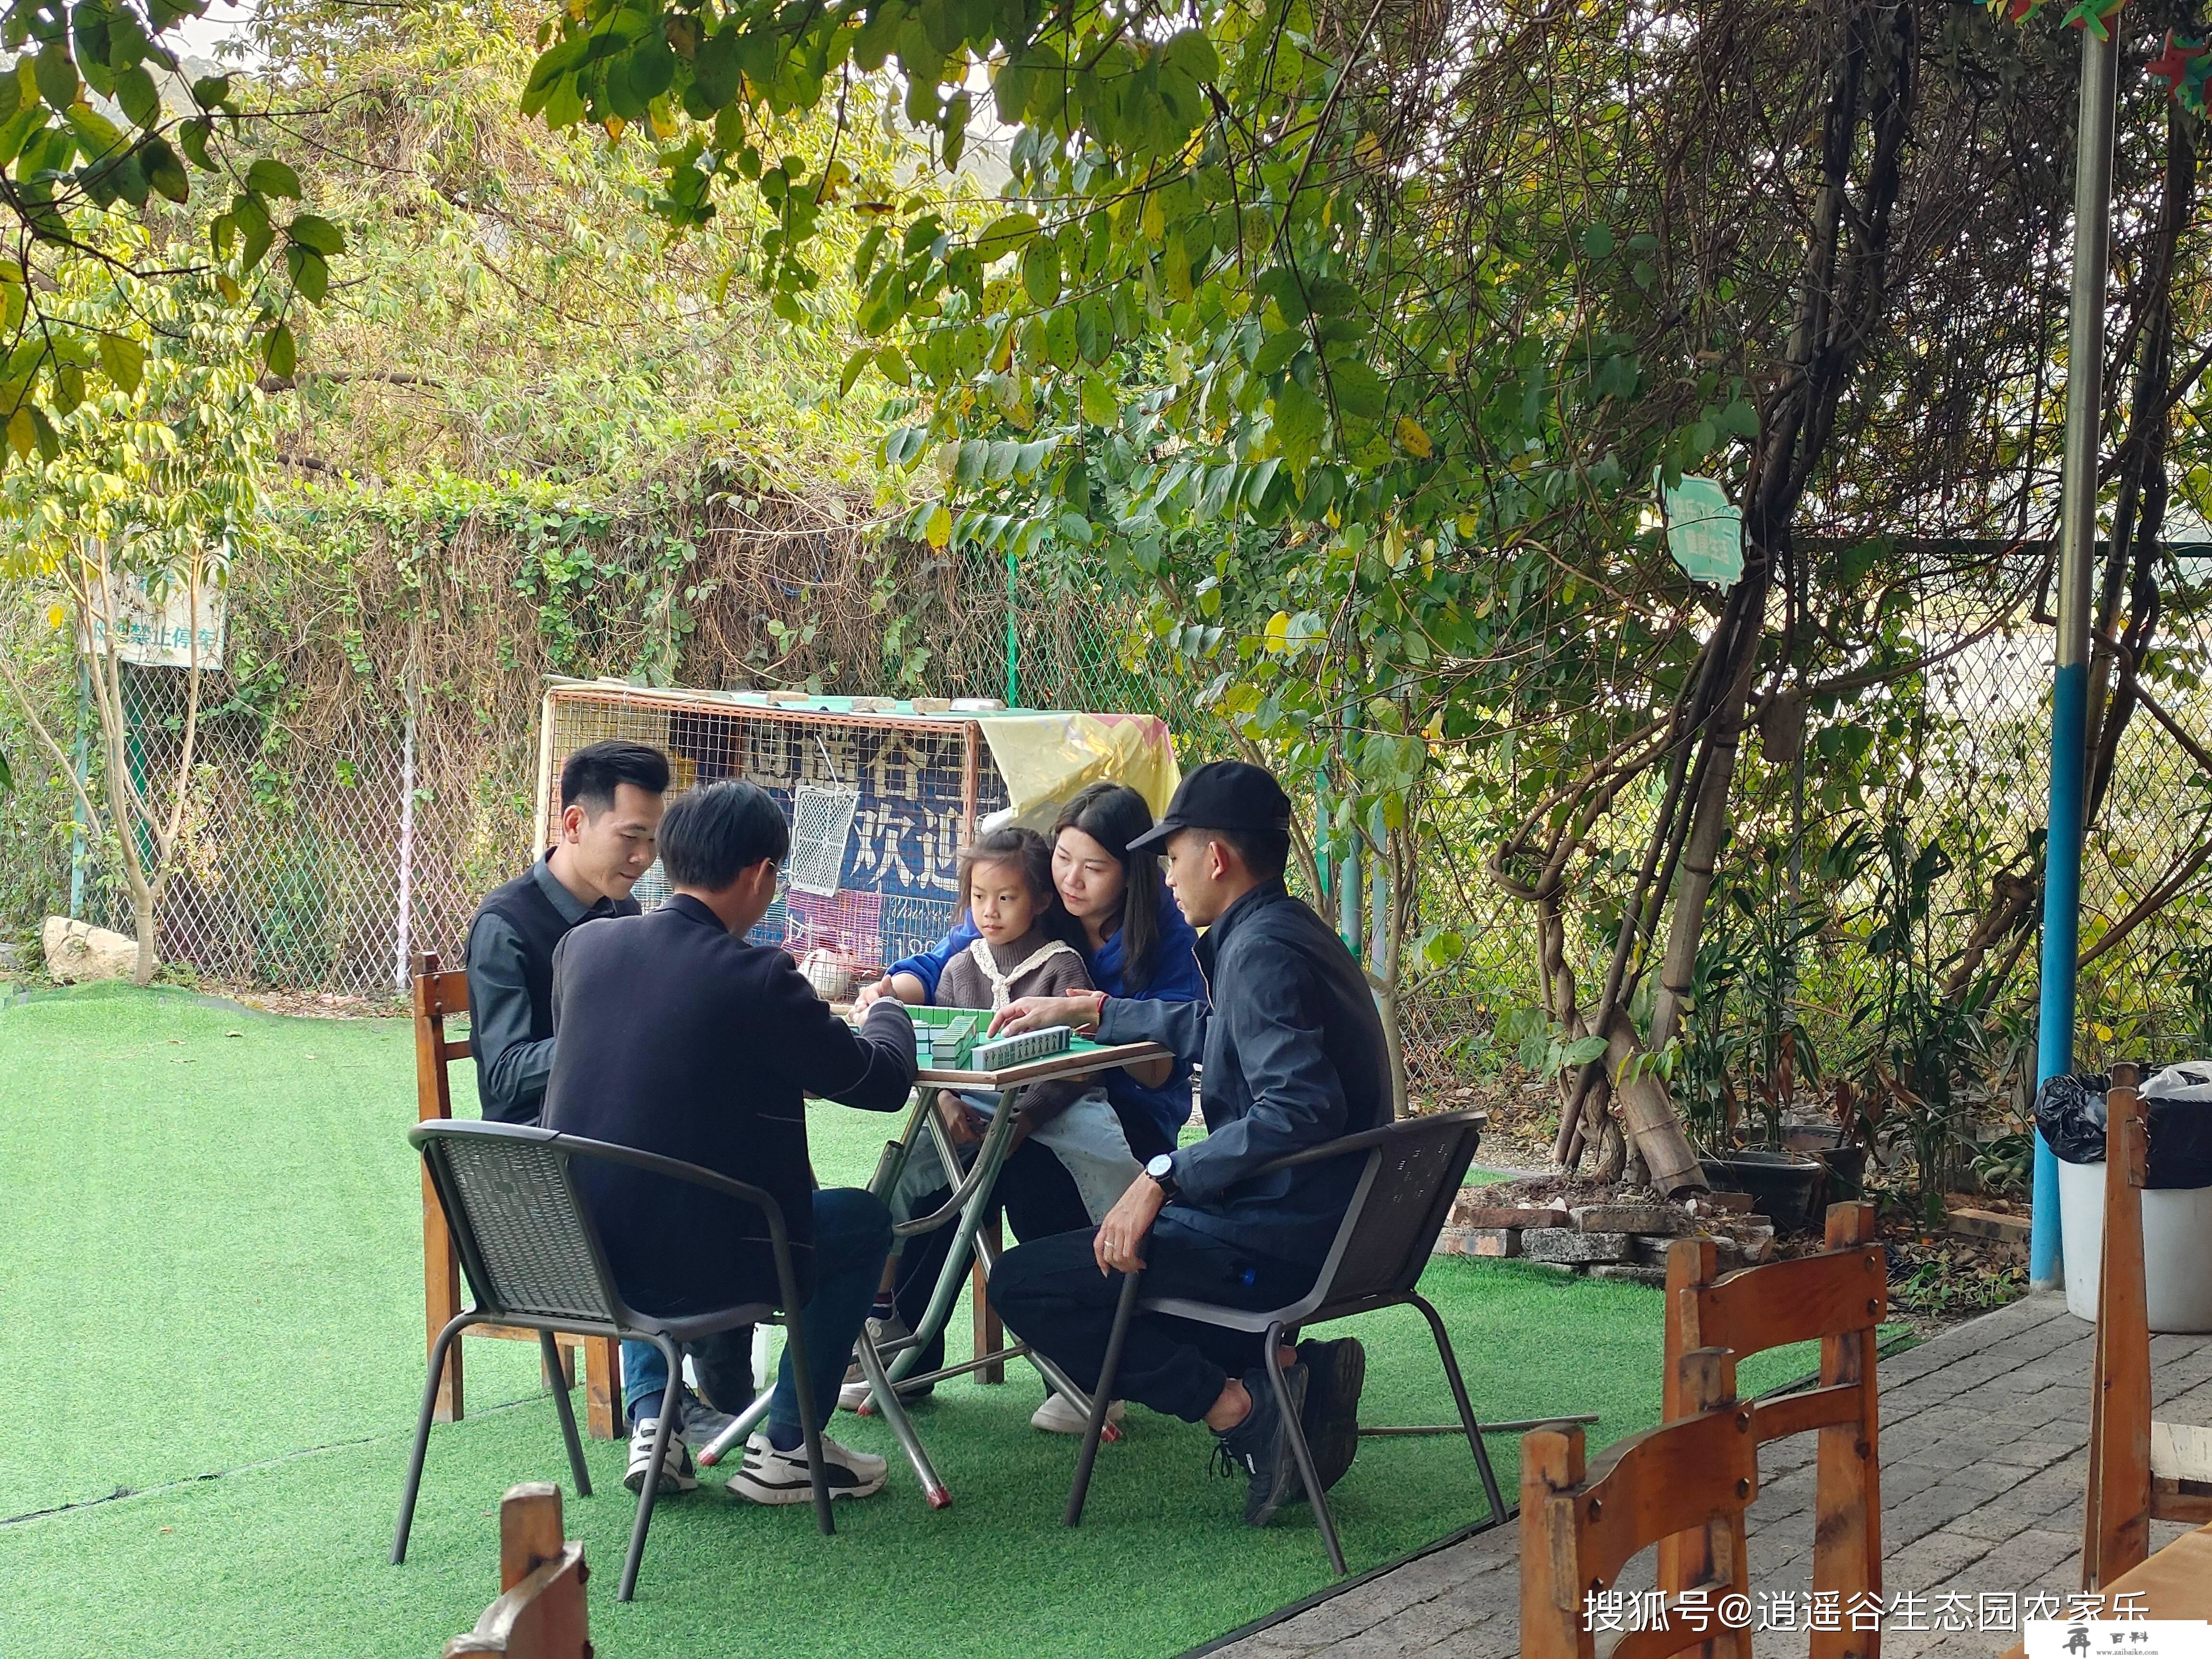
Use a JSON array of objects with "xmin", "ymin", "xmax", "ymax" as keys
[{"xmin": 936, "ymin": 930, "xmax": 1094, "ymax": 1123}]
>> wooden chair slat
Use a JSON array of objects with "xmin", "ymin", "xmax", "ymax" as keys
[
  {"xmin": 1579, "ymin": 1403, "xmax": 1759, "ymax": 1589},
  {"xmin": 1688, "ymin": 1247, "xmax": 1887, "ymax": 1358},
  {"xmin": 444, "ymin": 1485, "xmax": 590, "ymax": 1659},
  {"xmin": 1751, "ymin": 1381, "xmax": 1864, "ymax": 1443}
]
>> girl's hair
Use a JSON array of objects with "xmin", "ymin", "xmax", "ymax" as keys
[
  {"xmin": 957, "ymin": 826, "xmax": 1083, "ymax": 949},
  {"xmin": 1052, "ymin": 783, "xmax": 1162, "ymax": 991}
]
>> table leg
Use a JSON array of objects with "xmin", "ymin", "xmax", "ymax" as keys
[{"xmin": 974, "ymin": 1214, "xmax": 1005, "ymax": 1385}]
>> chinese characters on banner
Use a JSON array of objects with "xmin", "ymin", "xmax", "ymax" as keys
[{"xmin": 84, "ymin": 571, "xmax": 226, "ymax": 671}]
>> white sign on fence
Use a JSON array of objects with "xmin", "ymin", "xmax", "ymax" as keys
[
  {"xmin": 85, "ymin": 573, "xmax": 226, "ymax": 670},
  {"xmin": 1659, "ymin": 472, "xmax": 1745, "ymax": 590}
]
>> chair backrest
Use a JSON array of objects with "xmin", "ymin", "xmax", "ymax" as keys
[
  {"xmin": 1660, "ymin": 1201, "xmax": 1885, "ymax": 1649},
  {"xmin": 414, "ymin": 950, "xmax": 472, "ymax": 1125},
  {"xmin": 2085, "ymin": 1062, "xmax": 2156, "ymax": 1587},
  {"xmin": 415, "ymin": 1121, "xmax": 626, "ymax": 1328},
  {"xmin": 1521, "ymin": 1348, "xmax": 1757, "ymax": 1659},
  {"xmin": 1312, "ymin": 1109, "xmax": 1489, "ymax": 1310},
  {"xmin": 444, "ymin": 1484, "xmax": 589, "ymax": 1659}
]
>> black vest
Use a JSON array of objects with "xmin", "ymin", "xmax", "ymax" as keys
[{"xmin": 466, "ymin": 865, "xmax": 637, "ymax": 1113}]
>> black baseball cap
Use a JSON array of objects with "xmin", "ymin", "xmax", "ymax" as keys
[{"xmin": 1128, "ymin": 760, "xmax": 1294, "ymax": 851}]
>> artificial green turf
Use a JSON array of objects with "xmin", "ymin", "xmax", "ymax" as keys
[{"xmin": 4, "ymin": 986, "xmax": 1837, "ymax": 1659}]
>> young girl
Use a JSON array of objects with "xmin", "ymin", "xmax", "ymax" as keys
[{"xmin": 924, "ymin": 827, "xmax": 1139, "ymax": 1220}]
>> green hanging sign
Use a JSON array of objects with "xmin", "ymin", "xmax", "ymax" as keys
[{"xmin": 1659, "ymin": 473, "xmax": 1744, "ymax": 590}]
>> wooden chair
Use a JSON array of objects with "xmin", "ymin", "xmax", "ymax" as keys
[
  {"xmin": 1659, "ymin": 1200, "xmax": 1887, "ymax": 1654},
  {"xmin": 415, "ymin": 952, "xmax": 622, "ymax": 1439},
  {"xmin": 442, "ymin": 1483, "xmax": 589, "ymax": 1659},
  {"xmin": 2081, "ymin": 1063, "xmax": 2212, "ymax": 1589},
  {"xmin": 1521, "ymin": 1347, "xmax": 1758, "ymax": 1659}
]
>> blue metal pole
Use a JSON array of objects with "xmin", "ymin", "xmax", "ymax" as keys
[{"xmin": 2030, "ymin": 22, "xmax": 2116, "ymax": 1290}]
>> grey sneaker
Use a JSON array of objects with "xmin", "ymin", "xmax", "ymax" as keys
[
  {"xmin": 842, "ymin": 1311, "xmax": 913, "ymax": 1386},
  {"xmin": 678, "ymin": 1385, "xmax": 739, "ymax": 1447},
  {"xmin": 1213, "ymin": 1364, "xmax": 1309, "ymax": 1526}
]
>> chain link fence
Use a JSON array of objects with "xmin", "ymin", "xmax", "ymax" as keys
[{"xmin": 6, "ymin": 530, "xmax": 2210, "ymax": 1128}]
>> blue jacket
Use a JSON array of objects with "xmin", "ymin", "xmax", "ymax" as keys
[
  {"xmin": 887, "ymin": 876, "xmax": 1204, "ymax": 1158},
  {"xmin": 1099, "ymin": 881, "xmax": 1389, "ymax": 1267}
]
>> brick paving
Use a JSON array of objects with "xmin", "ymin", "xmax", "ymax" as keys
[{"xmin": 1211, "ymin": 1293, "xmax": 2212, "ymax": 1659}]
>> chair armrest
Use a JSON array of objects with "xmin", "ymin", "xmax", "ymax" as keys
[{"xmin": 1241, "ymin": 1108, "xmax": 1488, "ymax": 1179}]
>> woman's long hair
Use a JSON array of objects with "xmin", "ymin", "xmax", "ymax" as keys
[
  {"xmin": 1052, "ymin": 783, "xmax": 1163, "ymax": 991},
  {"xmin": 957, "ymin": 826, "xmax": 1085, "ymax": 951}
]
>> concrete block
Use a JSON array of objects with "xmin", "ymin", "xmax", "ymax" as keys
[
  {"xmin": 1450, "ymin": 1199, "xmax": 1558, "ymax": 1229},
  {"xmin": 1947, "ymin": 1205, "xmax": 2031, "ymax": 1248},
  {"xmin": 1466, "ymin": 1228, "xmax": 1520, "ymax": 1258},
  {"xmin": 1572, "ymin": 1204, "xmax": 1693, "ymax": 1237},
  {"xmin": 1521, "ymin": 1228, "xmax": 1632, "ymax": 1263}
]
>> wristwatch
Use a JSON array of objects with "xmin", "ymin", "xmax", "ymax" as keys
[{"xmin": 1144, "ymin": 1153, "xmax": 1180, "ymax": 1204}]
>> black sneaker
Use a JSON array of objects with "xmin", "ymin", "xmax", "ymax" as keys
[
  {"xmin": 1213, "ymin": 1363, "xmax": 1309, "ymax": 1526},
  {"xmin": 1297, "ymin": 1337, "xmax": 1366, "ymax": 1496}
]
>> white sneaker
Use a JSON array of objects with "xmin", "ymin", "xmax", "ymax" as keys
[
  {"xmin": 1032, "ymin": 1392, "xmax": 1125, "ymax": 1434},
  {"xmin": 624, "ymin": 1419, "xmax": 698, "ymax": 1495},
  {"xmin": 726, "ymin": 1430, "xmax": 888, "ymax": 1504},
  {"xmin": 842, "ymin": 1312, "xmax": 912, "ymax": 1386}
]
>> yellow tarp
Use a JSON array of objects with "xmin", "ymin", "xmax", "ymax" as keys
[{"xmin": 975, "ymin": 712, "xmax": 1180, "ymax": 832}]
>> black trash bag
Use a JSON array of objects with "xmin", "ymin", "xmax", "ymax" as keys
[{"xmin": 2035, "ymin": 1064, "xmax": 2212, "ymax": 1188}]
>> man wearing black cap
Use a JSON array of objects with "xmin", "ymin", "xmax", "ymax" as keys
[{"xmin": 986, "ymin": 760, "xmax": 1388, "ymax": 1528}]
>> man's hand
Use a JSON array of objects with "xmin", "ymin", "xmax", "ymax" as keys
[
  {"xmin": 1093, "ymin": 1169, "xmax": 1167, "ymax": 1275},
  {"xmin": 857, "ymin": 972, "xmax": 927, "ymax": 1010},
  {"xmin": 990, "ymin": 992, "xmax": 1104, "ymax": 1037}
]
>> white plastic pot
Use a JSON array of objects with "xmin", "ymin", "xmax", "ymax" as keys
[{"xmin": 2056, "ymin": 1156, "xmax": 2212, "ymax": 1332}]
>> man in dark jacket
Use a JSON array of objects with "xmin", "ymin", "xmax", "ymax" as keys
[
  {"xmin": 465, "ymin": 739, "xmax": 668, "ymax": 1127},
  {"xmin": 544, "ymin": 779, "xmax": 917, "ymax": 1505},
  {"xmin": 988, "ymin": 761, "xmax": 1385, "ymax": 1527}
]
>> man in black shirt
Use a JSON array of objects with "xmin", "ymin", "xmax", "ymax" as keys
[
  {"xmin": 464, "ymin": 740, "xmax": 668, "ymax": 1126},
  {"xmin": 544, "ymin": 780, "xmax": 918, "ymax": 1505}
]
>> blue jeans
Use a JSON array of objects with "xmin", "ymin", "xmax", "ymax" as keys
[
  {"xmin": 621, "ymin": 1332, "xmax": 755, "ymax": 1431},
  {"xmin": 622, "ymin": 1188, "xmax": 892, "ymax": 1442}
]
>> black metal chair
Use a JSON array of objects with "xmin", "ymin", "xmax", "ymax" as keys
[
  {"xmin": 391, "ymin": 1120, "xmax": 834, "ymax": 1601},
  {"xmin": 1062, "ymin": 1108, "xmax": 1507, "ymax": 1575}
]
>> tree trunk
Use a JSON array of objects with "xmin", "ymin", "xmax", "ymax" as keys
[
  {"xmin": 1602, "ymin": 1005, "xmax": 1704, "ymax": 1195},
  {"xmin": 132, "ymin": 892, "xmax": 158, "ymax": 987}
]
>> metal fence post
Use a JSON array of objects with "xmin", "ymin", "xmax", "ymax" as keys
[{"xmin": 2031, "ymin": 18, "xmax": 2118, "ymax": 1290}]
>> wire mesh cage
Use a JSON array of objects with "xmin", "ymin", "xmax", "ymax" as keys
[{"xmin": 538, "ymin": 681, "xmax": 1010, "ymax": 981}]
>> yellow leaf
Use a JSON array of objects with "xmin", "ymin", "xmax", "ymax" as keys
[
  {"xmin": 47, "ymin": 602, "xmax": 64, "ymax": 628},
  {"xmin": 924, "ymin": 503, "xmax": 952, "ymax": 549},
  {"xmin": 2094, "ymin": 1023, "xmax": 2115, "ymax": 1042},
  {"xmin": 1264, "ymin": 610, "xmax": 1291, "ymax": 653},
  {"xmin": 6, "ymin": 407, "xmax": 32, "ymax": 458},
  {"xmin": 1395, "ymin": 416, "xmax": 1433, "ymax": 459}
]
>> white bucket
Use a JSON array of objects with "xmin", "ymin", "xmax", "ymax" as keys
[{"xmin": 2056, "ymin": 1156, "xmax": 2212, "ymax": 1332}]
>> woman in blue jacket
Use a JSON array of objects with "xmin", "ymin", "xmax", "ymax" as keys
[{"xmin": 858, "ymin": 781, "xmax": 1204, "ymax": 1162}]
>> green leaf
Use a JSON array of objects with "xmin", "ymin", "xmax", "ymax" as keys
[
  {"xmin": 1253, "ymin": 327, "xmax": 1303, "ymax": 377},
  {"xmin": 264, "ymin": 321, "xmax": 297, "ymax": 379},
  {"xmin": 286, "ymin": 212, "xmax": 344, "ymax": 257},
  {"xmin": 1161, "ymin": 30, "xmax": 1217, "ymax": 83},
  {"xmin": 140, "ymin": 135, "xmax": 187, "ymax": 203},
  {"xmin": 1560, "ymin": 1035, "xmax": 1609, "ymax": 1067},
  {"xmin": 977, "ymin": 212, "xmax": 1038, "ymax": 259},
  {"xmin": 1080, "ymin": 373, "xmax": 1118, "ymax": 426},
  {"xmin": 1580, "ymin": 223, "xmax": 1614, "ymax": 259},
  {"xmin": 97, "ymin": 331, "xmax": 144, "ymax": 393},
  {"xmin": 1274, "ymin": 377, "xmax": 1327, "ymax": 469},
  {"xmin": 34, "ymin": 41, "xmax": 78, "ymax": 113},
  {"xmin": 191, "ymin": 73, "xmax": 231, "ymax": 108},
  {"xmin": 1020, "ymin": 238, "xmax": 1060, "ymax": 304},
  {"xmin": 116, "ymin": 64, "xmax": 159, "ymax": 128},
  {"xmin": 840, "ymin": 346, "xmax": 873, "ymax": 395},
  {"xmin": 285, "ymin": 243, "xmax": 328, "ymax": 302},
  {"xmin": 246, "ymin": 157, "xmax": 302, "ymax": 199},
  {"xmin": 692, "ymin": 24, "xmax": 739, "ymax": 106}
]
